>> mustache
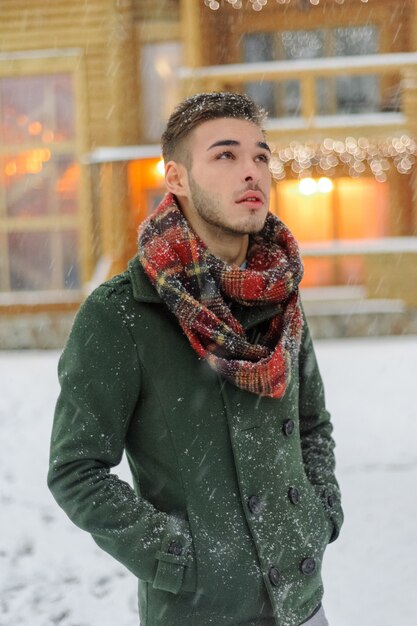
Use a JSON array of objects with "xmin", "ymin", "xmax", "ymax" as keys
[{"xmin": 238, "ymin": 183, "xmax": 265, "ymax": 199}]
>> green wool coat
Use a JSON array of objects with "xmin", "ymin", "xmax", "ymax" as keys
[{"xmin": 48, "ymin": 256, "xmax": 343, "ymax": 626}]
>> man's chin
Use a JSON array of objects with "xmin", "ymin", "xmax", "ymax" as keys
[{"xmin": 233, "ymin": 217, "xmax": 266, "ymax": 235}]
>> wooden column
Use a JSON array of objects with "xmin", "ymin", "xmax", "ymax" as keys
[
  {"xmin": 180, "ymin": 0, "xmax": 203, "ymax": 97},
  {"xmin": 410, "ymin": 0, "xmax": 417, "ymax": 53},
  {"xmin": 402, "ymin": 67, "xmax": 417, "ymax": 236},
  {"xmin": 106, "ymin": 0, "xmax": 140, "ymax": 146},
  {"xmin": 300, "ymin": 75, "xmax": 316, "ymax": 126},
  {"xmin": 92, "ymin": 0, "xmax": 140, "ymax": 280},
  {"xmin": 100, "ymin": 162, "xmax": 134, "ymax": 277},
  {"xmin": 404, "ymin": 0, "xmax": 417, "ymax": 234},
  {"xmin": 180, "ymin": 0, "xmax": 203, "ymax": 68}
]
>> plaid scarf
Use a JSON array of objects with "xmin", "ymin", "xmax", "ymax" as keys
[{"xmin": 137, "ymin": 193, "xmax": 304, "ymax": 398}]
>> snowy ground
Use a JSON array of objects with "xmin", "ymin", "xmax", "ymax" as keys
[{"xmin": 1, "ymin": 336, "xmax": 417, "ymax": 626}]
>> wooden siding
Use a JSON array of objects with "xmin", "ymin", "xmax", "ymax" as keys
[
  {"xmin": 0, "ymin": 0, "xmax": 140, "ymax": 148},
  {"xmin": 200, "ymin": 0, "xmax": 415, "ymax": 67},
  {"xmin": 133, "ymin": 0, "xmax": 179, "ymax": 23}
]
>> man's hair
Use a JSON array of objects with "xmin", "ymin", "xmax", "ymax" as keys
[{"xmin": 161, "ymin": 91, "xmax": 267, "ymax": 166}]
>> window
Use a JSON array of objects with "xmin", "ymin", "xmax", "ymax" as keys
[
  {"xmin": 0, "ymin": 73, "xmax": 80, "ymax": 292},
  {"xmin": 275, "ymin": 177, "xmax": 390, "ymax": 287},
  {"xmin": 331, "ymin": 26, "xmax": 379, "ymax": 114},
  {"xmin": 243, "ymin": 26, "xmax": 380, "ymax": 118},
  {"xmin": 140, "ymin": 42, "xmax": 182, "ymax": 142}
]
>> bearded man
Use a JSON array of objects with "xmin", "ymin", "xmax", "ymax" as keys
[{"xmin": 48, "ymin": 92, "xmax": 343, "ymax": 626}]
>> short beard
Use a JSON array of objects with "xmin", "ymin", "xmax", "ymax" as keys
[{"xmin": 188, "ymin": 173, "xmax": 265, "ymax": 236}]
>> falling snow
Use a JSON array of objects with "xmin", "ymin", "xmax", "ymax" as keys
[{"xmin": 1, "ymin": 335, "xmax": 417, "ymax": 625}]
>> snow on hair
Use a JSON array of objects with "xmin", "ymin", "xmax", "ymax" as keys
[{"xmin": 161, "ymin": 92, "xmax": 267, "ymax": 164}]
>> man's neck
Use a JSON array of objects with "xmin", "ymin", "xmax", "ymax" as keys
[
  {"xmin": 202, "ymin": 230, "xmax": 248, "ymax": 266},
  {"xmin": 178, "ymin": 199, "xmax": 248, "ymax": 266}
]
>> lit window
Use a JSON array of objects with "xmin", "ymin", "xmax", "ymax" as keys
[{"xmin": 0, "ymin": 74, "xmax": 80, "ymax": 292}]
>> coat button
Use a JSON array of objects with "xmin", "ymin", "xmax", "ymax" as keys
[
  {"xmin": 268, "ymin": 566, "xmax": 281, "ymax": 586},
  {"xmin": 167, "ymin": 541, "xmax": 183, "ymax": 556},
  {"xmin": 282, "ymin": 419, "xmax": 295, "ymax": 436},
  {"xmin": 327, "ymin": 494, "xmax": 336, "ymax": 507},
  {"xmin": 247, "ymin": 495, "xmax": 262, "ymax": 515},
  {"xmin": 288, "ymin": 487, "xmax": 300, "ymax": 504},
  {"xmin": 300, "ymin": 557, "xmax": 316, "ymax": 576}
]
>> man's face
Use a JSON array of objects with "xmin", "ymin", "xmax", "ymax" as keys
[{"xmin": 183, "ymin": 117, "xmax": 271, "ymax": 236}]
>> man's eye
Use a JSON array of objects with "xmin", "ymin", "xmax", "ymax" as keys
[
  {"xmin": 256, "ymin": 154, "xmax": 270, "ymax": 163},
  {"xmin": 217, "ymin": 151, "xmax": 234, "ymax": 160}
]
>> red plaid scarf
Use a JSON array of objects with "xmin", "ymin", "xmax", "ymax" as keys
[{"xmin": 138, "ymin": 193, "xmax": 304, "ymax": 398}]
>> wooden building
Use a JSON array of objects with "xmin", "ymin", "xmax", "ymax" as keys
[{"xmin": 1, "ymin": 0, "xmax": 417, "ymax": 346}]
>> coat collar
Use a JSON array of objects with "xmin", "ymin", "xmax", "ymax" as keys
[
  {"xmin": 129, "ymin": 255, "xmax": 162, "ymax": 303},
  {"xmin": 128, "ymin": 255, "xmax": 282, "ymax": 330}
]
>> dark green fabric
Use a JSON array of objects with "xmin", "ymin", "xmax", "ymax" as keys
[{"xmin": 48, "ymin": 256, "xmax": 343, "ymax": 626}]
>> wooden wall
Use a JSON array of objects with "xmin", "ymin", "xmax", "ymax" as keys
[
  {"xmin": 0, "ymin": 0, "xmax": 140, "ymax": 148},
  {"xmin": 133, "ymin": 0, "xmax": 179, "ymax": 22},
  {"xmin": 199, "ymin": 0, "xmax": 415, "ymax": 66}
]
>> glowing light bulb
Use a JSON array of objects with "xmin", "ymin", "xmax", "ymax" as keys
[
  {"xmin": 317, "ymin": 177, "xmax": 334, "ymax": 193},
  {"xmin": 299, "ymin": 178, "xmax": 317, "ymax": 196}
]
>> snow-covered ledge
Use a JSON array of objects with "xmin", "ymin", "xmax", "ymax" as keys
[
  {"xmin": 300, "ymin": 237, "xmax": 417, "ymax": 257},
  {"xmin": 0, "ymin": 290, "xmax": 82, "ymax": 307},
  {"xmin": 178, "ymin": 52, "xmax": 417, "ymax": 82},
  {"xmin": 265, "ymin": 113, "xmax": 406, "ymax": 133}
]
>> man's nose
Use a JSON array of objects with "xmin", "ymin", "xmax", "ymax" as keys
[{"xmin": 242, "ymin": 159, "xmax": 260, "ymax": 183}]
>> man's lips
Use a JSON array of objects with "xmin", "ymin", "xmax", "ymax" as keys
[{"xmin": 236, "ymin": 191, "xmax": 264, "ymax": 205}]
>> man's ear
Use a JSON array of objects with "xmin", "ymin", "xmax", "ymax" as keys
[{"xmin": 164, "ymin": 161, "xmax": 189, "ymax": 197}]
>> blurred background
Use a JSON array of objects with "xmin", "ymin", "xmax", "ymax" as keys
[
  {"xmin": 1, "ymin": 4, "xmax": 417, "ymax": 626},
  {"xmin": 0, "ymin": 0, "xmax": 416, "ymax": 347}
]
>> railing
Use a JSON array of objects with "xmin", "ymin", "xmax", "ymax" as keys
[
  {"xmin": 298, "ymin": 236, "xmax": 417, "ymax": 309},
  {"xmin": 300, "ymin": 236, "xmax": 417, "ymax": 257},
  {"xmin": 179, "ymin": 52, "xmax": 417, "ymax": 136}
]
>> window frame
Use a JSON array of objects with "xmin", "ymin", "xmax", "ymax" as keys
[
  {"xmin": 0, "ymin": 49, "xmax": 90, "ymax": 298},
  {"xmin": 242, "ymin": 25, "xmax": 381, "ymax": 119}
]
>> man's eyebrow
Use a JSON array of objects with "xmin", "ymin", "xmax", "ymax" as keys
[
  {"xmin": 207, "ymin": 139, "xmax": 240, "ymax": 150},
  {"xmin": 207, "ymin": 139, "xmax": 271, "ymax": 152},
  {"xmin": 258, "ymin": 141, "xmax": 271, "ymax": 153}
]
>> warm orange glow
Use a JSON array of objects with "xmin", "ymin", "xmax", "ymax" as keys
[
  {"xmin": 56, "ymin": 163, "xmax": 79, "ymax": 194},
  {"xmin": 278, "ymin": 180, "xmax": 334, "ymax": 241},
  {"xmin": 274, "ymin": 177, "xmax": 390, "ymax": 287},
  {"xmin": 17, "ymin": 115, "xmax": 28, "ymax": 127},
  {"xmin": 3, "ymin": 149, "xmax": 54, "ymax": 180},
  {"xmin": 5, "ymin": 162, "xmax": 17, "ymax": 176},
  {"xmin": 336, "ymin": 178, "xmax": 389, "ymax": 239},
  {"xmin": 299, "ymin": 178, "xmax": 317, "ymax": 196},
  {"xmin": 40, "ymin": 148, "xmax": 51, "ymax": 162},
  {"xmin": 26, "ymin": 157, "xmax": 43, "ymax": 174},
  {"xmin": 128, "ymin": 158, "xmax": 166, "ymax": 238},
  {"xmin": 129, "ymin": 158, "xmax": 166, "ymax": 189},
  {"xmin": 28, "ymin": 121, "xmax": 43, "ymax": 136},
  {"xmin": 156, "ymin": 158, "xmax": 165, "ymax": 177},
  {"xmin": 25, "ymin": 149, "xmax": 52, "ymax": 174},
  {"xmin": 42, "ymin": 130, "xmax": 55, "ymax": 143},
  {"xmin": 298, "ymin": 177, "xmax": 334, "ymax": 196},
  {"xmin": 317, "ymin": 177, "xmax": 334, "ymax": 193}
]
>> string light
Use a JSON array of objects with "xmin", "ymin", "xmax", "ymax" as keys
[
  {"xmin": 268, "ymin": 135, "xmax": 417, "ymax": 182},
  {"xmin": 206, "ymin": 0, "xmax": 370, "ymax": 9}
]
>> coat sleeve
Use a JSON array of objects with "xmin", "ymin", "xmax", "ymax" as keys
[
  {"xmin": 47, "ymin": 285, "xmax": 196, "ymax": 594},
  {"xmin": 298, "ymin": 307, "xmax": 344, "ymax": 542}
]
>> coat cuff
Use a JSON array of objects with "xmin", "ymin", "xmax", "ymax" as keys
[
  {"xmin": 314, "ymin": 484, "xmax": 343, "ymax": 543},
  {"xmin": 153, "ymin": 519, "xmax": 197, "ymax": 594}
]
